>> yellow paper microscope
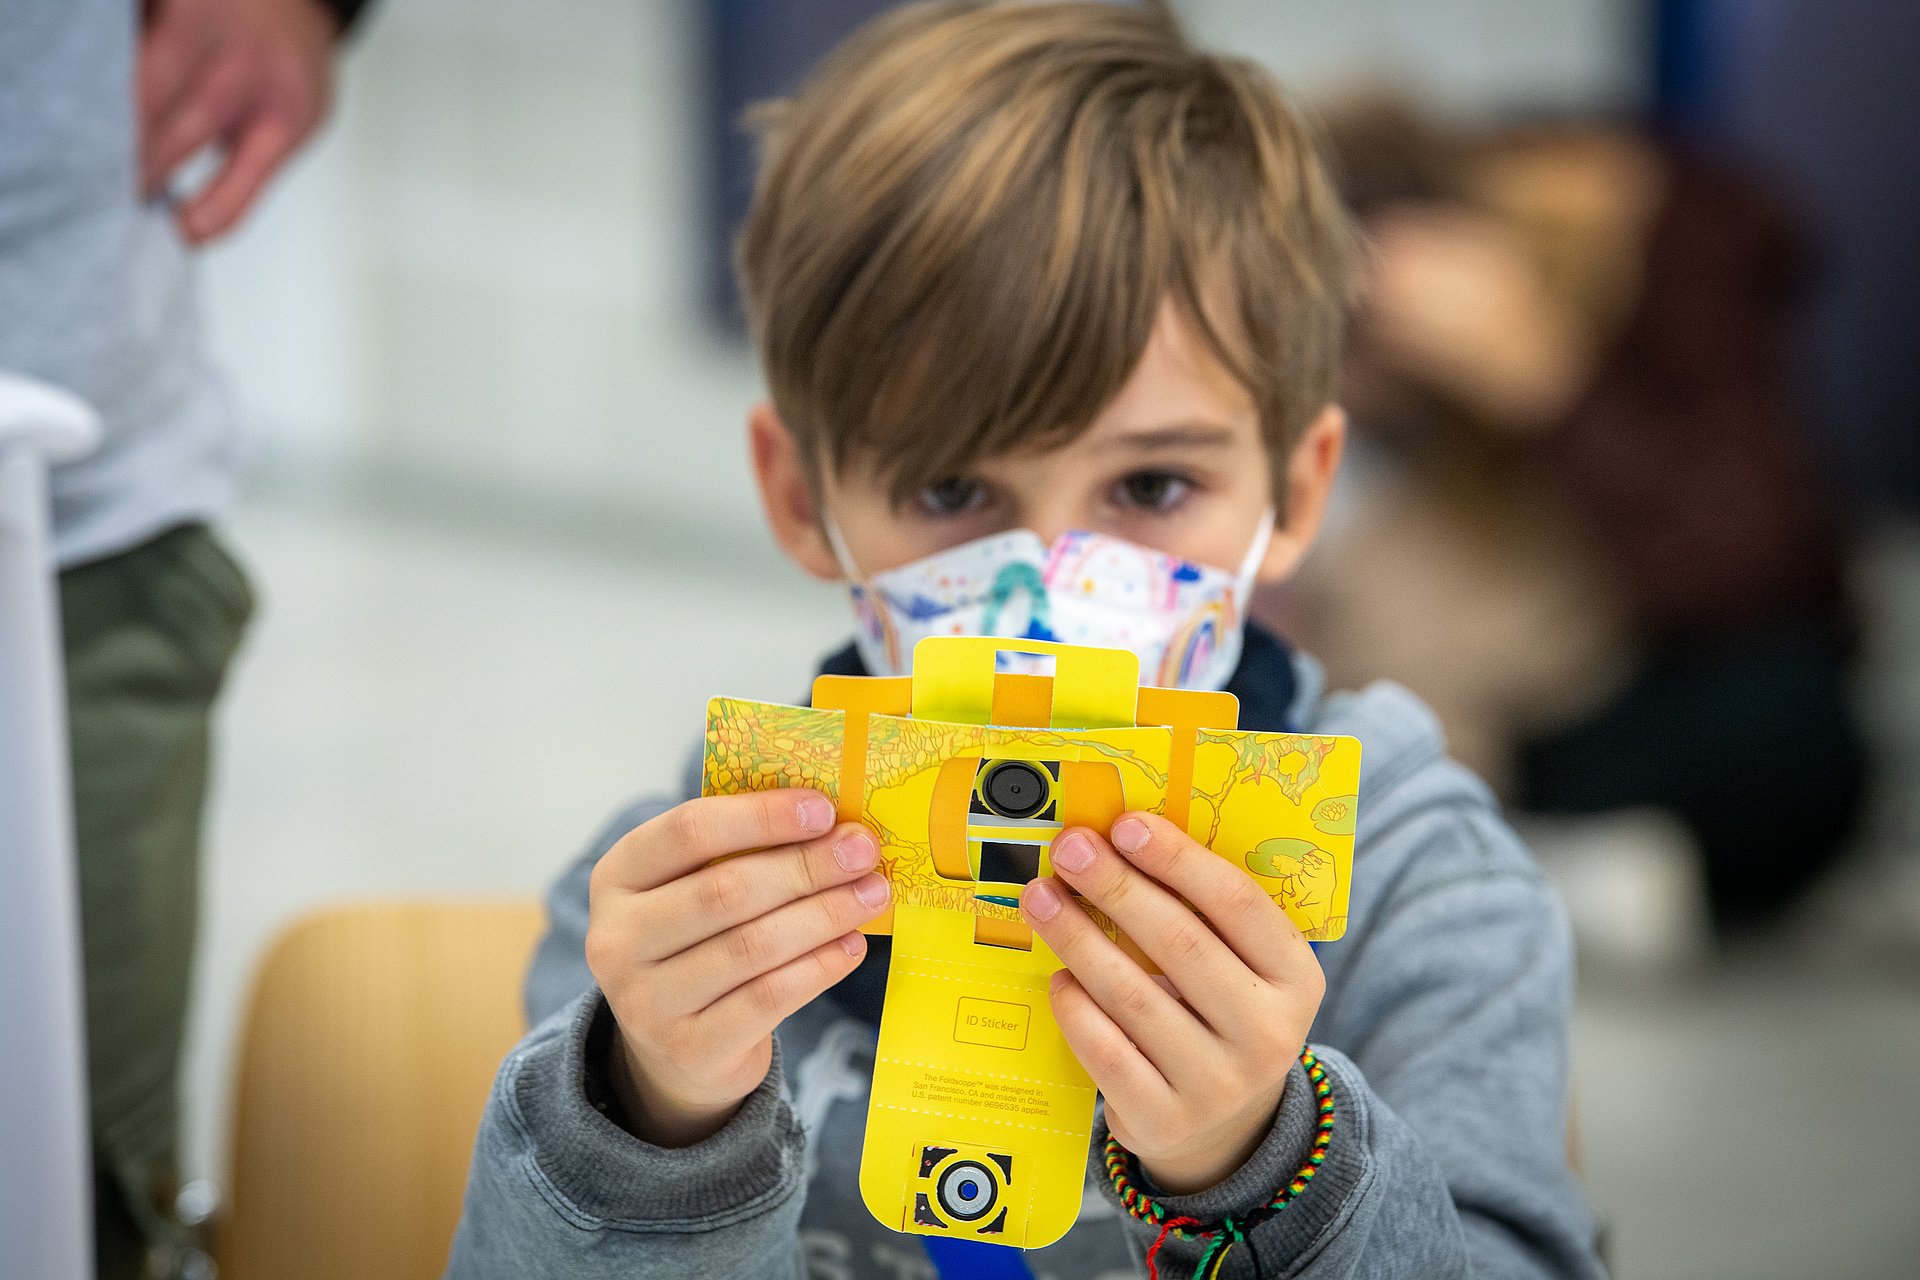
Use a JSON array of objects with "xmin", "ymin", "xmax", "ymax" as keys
[{"xmin": 702, "ymin": 636, "xmax": 1360, "ymax": 1248}]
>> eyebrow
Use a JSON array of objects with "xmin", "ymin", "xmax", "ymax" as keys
[{"xmin": 1096, "ymin": 423, "xmax": 1240, "ymax": 453}]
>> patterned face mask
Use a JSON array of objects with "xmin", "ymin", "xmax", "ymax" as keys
[{"xmin": 826, "ymin": 510, "xmax": 1275, "ymax": 691}]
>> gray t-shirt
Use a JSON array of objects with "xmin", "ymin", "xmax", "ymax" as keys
[{"xmin": 1, "ymin": 0, "xmax": 236, "ymax": 567}]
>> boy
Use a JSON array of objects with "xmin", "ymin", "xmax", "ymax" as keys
[{"xmin": 449, "ymin": 4, "xmax": 1603, "ymax": 1277}]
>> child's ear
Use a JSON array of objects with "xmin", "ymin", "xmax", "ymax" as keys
[
  {"xmin": 748, "ymin": 402, "xmax": 842, "ymax": 582},
  {"xmin": 1257, "ymin": 403, "xmax": 1346, "ymax": 582}
]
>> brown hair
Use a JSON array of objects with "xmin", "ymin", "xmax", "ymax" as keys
[{"xmin": 735, "ymin": 0, "xmax": 1360, "ymax": 505}]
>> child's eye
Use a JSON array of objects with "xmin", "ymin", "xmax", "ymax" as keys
[
  {"xmin": 916, "ymin": 476, "xmax": 992, "ymax": 517},
  {"xmin": 1112, "ymin": 470, "xmax": 1193, "ymax": 512}
]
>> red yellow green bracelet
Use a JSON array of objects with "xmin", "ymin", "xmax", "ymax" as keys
[{"xmin": 1103, "ymin": 1047, "xmax": 1334, "ymax": 1280}]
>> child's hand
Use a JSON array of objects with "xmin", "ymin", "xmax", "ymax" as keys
[
  {"xmin": 1020, "ymin": 813, "xmax": 1326, "ymax": 1195},
  {"xmin": 586, "ymin": 789, "xmax": 889, "ymax": 1147}
]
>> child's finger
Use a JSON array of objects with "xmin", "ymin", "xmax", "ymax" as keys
[
  {"xmin": 1019, "ymin": 877, "xmax": 1202, "ymax": 1077},
  {"xmin": 1046, "ymin": 968, "xmax": 1170, "ymax": 1118},
  {"xmin": 1045, "ymin": 826, "xmax": 1257, "ymax": 1032},
  {"xmin": 1107, "ymin": 812, "xmax": 1314, "ymax": 988},
  {"xmin": 597, "ymin": 789, "xmax": 838, "ymax": 892},
  {"xmin": 668, "ymin": 871, "xmax": 890, "ymax": 1011},
  {"xmin": 636, "ymin": 824, "xmax": 879, "ymax": 959},
  {"xmin": 697, "ymin": 930, "xmax": 869, "ymax": 1058}
]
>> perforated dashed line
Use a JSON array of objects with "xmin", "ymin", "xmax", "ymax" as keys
[
  {"xmin": 871, "ymin": 1101, "xmax": 1086, "ymax": 1139},
  {"xmin": 877, "ymin": 1056, "xmax": 1094, "ymax": 1092},
  {"xmin": 893, "ymin": 967, "xmax": 1051, "ymax": 1000}
]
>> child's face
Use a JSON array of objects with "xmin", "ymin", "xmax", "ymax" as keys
[{"xmin": 752, "ymin": 300, "xmax": 1345, "ymax": 588}]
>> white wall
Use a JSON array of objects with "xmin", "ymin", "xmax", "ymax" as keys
[
  {"xmin": 205, "ymin": 0, "xmax": 769, "ymax": 559},
  {"xmin": 202, "ymin": 0, "xmax": 1642, "ymax": 559}
]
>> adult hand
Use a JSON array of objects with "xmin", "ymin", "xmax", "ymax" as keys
[
  {"xmin": 138, "ymin": 0, "xmax": 343, "ymax": 244},
  {"xmin": 1020, "ymin": 813, "xmax": 1325, "ymax": 1195}
]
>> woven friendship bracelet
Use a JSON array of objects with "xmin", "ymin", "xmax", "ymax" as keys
[{"xmin": 1104, "ymin": 1047, "xmax": 1334, "ymax": 1280}]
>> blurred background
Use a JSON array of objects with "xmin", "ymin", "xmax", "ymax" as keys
[{"xmin": 181, "ymin": 0, "xmax": 1916, "ymax": 1276}]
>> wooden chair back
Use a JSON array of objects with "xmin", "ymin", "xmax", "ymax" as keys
[{"xmin": 218, "ymin": 900, "xmax": 544, "ymax": 1280}]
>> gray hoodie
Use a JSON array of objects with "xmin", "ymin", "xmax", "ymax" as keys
[{"xmin": 448, "ymin": 648, "xmax": 1604, "ymax": 1278}]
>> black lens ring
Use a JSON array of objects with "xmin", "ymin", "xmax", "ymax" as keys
[{"xmin": 980, "ymin": 760, "xmax": 1049, "ymax": 820}]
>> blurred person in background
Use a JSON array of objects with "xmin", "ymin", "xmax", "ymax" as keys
[
  {"xmin": 0, "ymin": 0, "xmax": 369, "ymax": 1273},
  {"xmin": 1284, "ymin": 97, "xmax": 1868, "ymax": 939}
]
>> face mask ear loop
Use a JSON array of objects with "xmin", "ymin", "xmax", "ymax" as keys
[
  {"xmin": 819, "ymin": 486, "xmax": 908, "ymax": 675},
  {"xmin": 1233, "ymin": 507, "xmax": 1278, "ymax": 603},
  {"xmin": 816, "ymin": 465, "xmax": 870, "ymax": 586},
  {"xmin": 822, "ymin": 510, "xmax": 866, "ymax": 587}
]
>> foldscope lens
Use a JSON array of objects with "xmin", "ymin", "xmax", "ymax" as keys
[
  {"xmin": 979, "ymin": 759, "xmax": 1050, "ymax": 820},
  {"xmin": 935, "ymin": 1159, "xmax": 999, "ymax": 1221}
]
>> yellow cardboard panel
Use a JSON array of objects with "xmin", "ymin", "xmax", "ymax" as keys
[{"xmin": 700, "ymin": 637, "xmax": 1362, "ymax": 1247}]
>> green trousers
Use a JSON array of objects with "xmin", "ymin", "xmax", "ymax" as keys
[{"xmin": 61, "ymin": 523, "xmax": 253, "ymax": 1280}]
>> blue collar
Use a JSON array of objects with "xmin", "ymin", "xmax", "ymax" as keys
[{"xmin": 811, "ymin": 626, "xmax": 1299, "ymax": 1027}]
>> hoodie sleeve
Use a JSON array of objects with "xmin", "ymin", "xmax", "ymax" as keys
[
  {"xmin": 445, "ymin": 992, "xmax": 812, "ymax": 1279},
  {"xmin": 1098, "ymin": 793, "xmax": 1604, "ymax": 1277},
  {"xmin": 447, "ymin": 799, "xmax": 813, "ymax": 1279}
]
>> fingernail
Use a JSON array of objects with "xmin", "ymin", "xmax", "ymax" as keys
[
  {"xmin": 1112, "ymin": 818, "xmax": 1150, "ymax": 854},
  {"xmin": 839, "ymin": 932, "xmax": 867, "ymax": 958},
  {"xmin": 1052, "ymin": 832, "xmax": 1095, "ymax": 873},
  {"xmin": 797, "ymin": 793, "xmax": 835, "ymax": 833},
  {"xmin": 853, "ymin": 873, "xmax": 891, "ymax": 909},
  {"xmin": 834, "ymin": 829, "xmax": 877, "ymax": 872},
  {"xmin": 1023, "ymin": 879, "xmax": 1063, "ymax": 921}
]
